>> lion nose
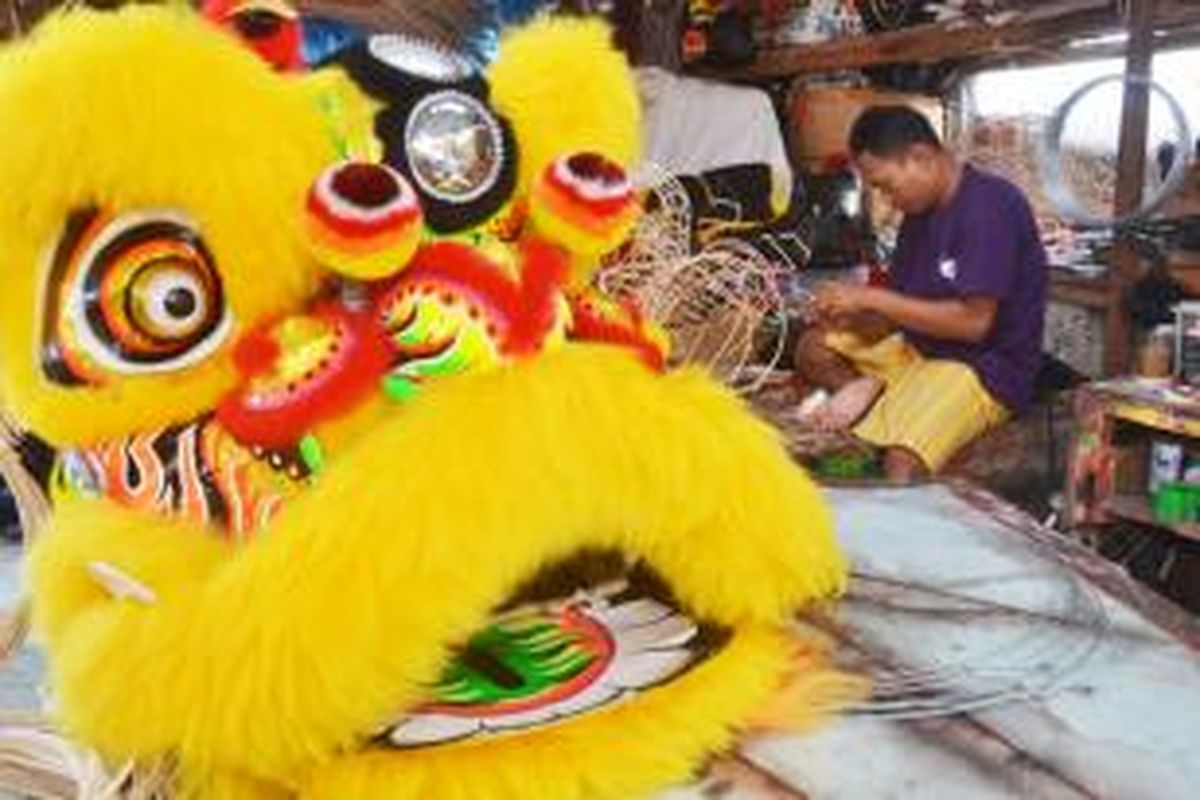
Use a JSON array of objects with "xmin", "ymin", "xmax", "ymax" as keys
[{"xmin": 217, "ymin": 303, "xmax": 393, "ymax": 449}]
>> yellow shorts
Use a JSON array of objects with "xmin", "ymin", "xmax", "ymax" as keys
[{"xmin": 826, "ymin": 332, "xmax": 1008, "ymax": 472}]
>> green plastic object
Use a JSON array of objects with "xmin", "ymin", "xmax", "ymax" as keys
[
  {"xmin": 1187, "ymin": 484, "xmax": 1200, "ymax": 523},
  {"xmin": 1154, "ymin": 482, "xmax": 1192, "ymax": 524},
  {"xmin": 813, "ymin": 452, "xmax": 879, "ymax": 480}
]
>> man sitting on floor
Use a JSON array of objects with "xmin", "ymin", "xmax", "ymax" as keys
[{"xmin": 794, "ymin": 105, "xmax": 1048, "ymax": 482}]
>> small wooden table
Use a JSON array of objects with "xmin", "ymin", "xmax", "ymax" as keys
[{"xmin": 1066, "ymin": 377, "xmax": 1200, "ymax": 539}]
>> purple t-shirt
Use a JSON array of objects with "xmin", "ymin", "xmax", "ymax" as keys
[{"xmin": 890, "ymin": 165, "xmax": 1048, "ymax": 413}]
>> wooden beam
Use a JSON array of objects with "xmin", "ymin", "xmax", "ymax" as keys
[
  {"xmin": 714, "ymin": 0, "xmax": 1200, "ymax": 82},
  {"xmin": 993, "ymin": 23, "xmax": 1200, "ymax": 68},
  {"xmin": 1105, "ymin": 0, "xmax": 1158, "ymax": 376},
  {"xmin": 1156, "ymin": 0, "xmax": 1200, "ymax": 28},
  {"xmin": 722, "ymin": 2, "xmax": 1117, "ymax": 79},
  {"xmin": 1050, "ymin": 274, "xmax": 1111, "ymax": 310}
]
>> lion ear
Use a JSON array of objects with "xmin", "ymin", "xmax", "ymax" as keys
[{"xmin": 487, "ymin": 16, "xmax": 641, "ymax": 197}]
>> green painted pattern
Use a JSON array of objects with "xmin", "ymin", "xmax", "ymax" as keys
[{"xmin": 434, "ymin": 613, "xmax": 598, "ymax": 706}]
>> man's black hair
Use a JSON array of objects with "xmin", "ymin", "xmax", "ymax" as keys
[{"xmin": 848, "ymin": 105, "xmax": 942, "ymax": 158}]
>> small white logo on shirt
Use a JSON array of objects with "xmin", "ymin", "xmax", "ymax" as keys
[{"xmin": 939, "ymin": 257, "xmax": 958, "ymax": 281}]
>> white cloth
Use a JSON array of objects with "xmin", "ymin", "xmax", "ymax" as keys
[{"xmin": 636, "ymin": 67, "xmax": 793, "ymax": 209}]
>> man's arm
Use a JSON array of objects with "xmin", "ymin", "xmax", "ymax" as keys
[
  {"xmin": 829, "ymin": 310, "xmax": 895, "ymax": 343},
  {"xmin": 817, "ymin": 284, "xmax": 997, "ymax": 344}
]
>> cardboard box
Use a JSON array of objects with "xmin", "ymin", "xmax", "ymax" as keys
[{"xmin": 788, "ymin": 86, "xmax": 944, "ymax": 170}]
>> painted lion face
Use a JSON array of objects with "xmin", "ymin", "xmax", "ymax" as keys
[{"xmin": 0, "ymin": 8, "xmax": 847, "ymax": 800}]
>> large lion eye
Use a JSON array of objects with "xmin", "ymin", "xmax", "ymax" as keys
[{"xmin": 42, "ymin": 207, "xmax": 231, "ymax": 384}]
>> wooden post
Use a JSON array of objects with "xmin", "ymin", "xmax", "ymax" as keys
[
  {"xmin": 2, "ymin": 0, "xmax": 18, "ymax": 40},
  {"xmin": 1105, "ymin": 0, "xmax": 1158, "ymax": 375}
]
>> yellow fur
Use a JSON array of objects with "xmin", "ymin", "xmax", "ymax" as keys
[
  {"xmin": 29, "ymin": 347, "xmax": 845, "ymax": 796},
  {"xmin": 299, "ymin": 629, "xmax": 795, "ymax": 800},
  {"xmin": 528, "ymin": 192, "xmax": 639, "ymax": 260},
  {"xmin": 0, "ymin": 8, "xmax": 351, "ymax": 446},
  {"xmin": 3, "ymin": 8, "xmax": 848, "ymax": 798},
  {"xmin": 745, "ymin": 638, "xmax": 870, "ymax": 733},
  {"xmin": 488, "ymin": 17, "xmax": 641, "ymax": 196}
]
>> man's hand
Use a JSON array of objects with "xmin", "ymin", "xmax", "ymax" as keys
[
  {"xmin": 814, "ymin": 283, "xmax": 879, "ymax": 321},
  {"xmin": 816, "ymin": 281, "xmax": 998, "ymax": 345}
]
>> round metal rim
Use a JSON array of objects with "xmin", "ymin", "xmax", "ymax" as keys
[{"xmin": 1039, "ymin": 73, "xmax": 1193, "ymax": 229}]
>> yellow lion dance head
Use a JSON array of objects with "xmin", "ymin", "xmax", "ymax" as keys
[{"xmin": 0, "ymin": 6, "xmax": 848, "ymax": 798}]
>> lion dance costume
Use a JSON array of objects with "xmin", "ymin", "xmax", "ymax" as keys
[{"xmin": 0, "ymin": 6, "xmax": 850, "ymax": 798}]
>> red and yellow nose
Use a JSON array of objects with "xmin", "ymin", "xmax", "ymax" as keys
[{"xmin": 216, "ymin": 303, "xmax": 393, "ymax": 449}]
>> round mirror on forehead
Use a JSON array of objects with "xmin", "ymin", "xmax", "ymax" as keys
[
  {"xmin": 367, "ymin": 34, "xmax": 476, "ymax": 83},
  {"xmin": 405, "ymin": 90, "xmax": 505, "ymax": 204}
]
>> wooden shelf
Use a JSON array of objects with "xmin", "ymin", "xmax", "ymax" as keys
[
  {"xmin": 1067, "ymin": 380, "xmax": 1200, "ymax": 529},
  {"xmin": 1088, "ymin": 380, "xmax": 1200, "ymax": 439},
  {"xmin": 712, "ymin": 0, "xmax": 1200, "ymax": 81},
  {"xmin": 1105, "ymin": 493, "xmax": 1200, "ymax": 542},
  {"xmin": 1049, "ymin": 270, "xmax": 1111, "ymax": 310},
  {"xmin": 1049, "ymin": 256, "xmax": 1200, "ymax": 311},
  {"xmin": 725, "ymin": 3, "xmax": 1117, "ymax": 79}
]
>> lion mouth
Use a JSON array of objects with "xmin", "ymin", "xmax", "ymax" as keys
[{"xmin": 376, "ymin": 550, "xmax": 730, "ymax": 749}]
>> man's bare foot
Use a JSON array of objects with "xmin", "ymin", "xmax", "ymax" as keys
[
  {"xmin": 801, "ymin": 376, "xmax": 884, "ymax": 432},
  {"xmin": 795, "ymin": 389, "xmax": 830, "ymax": 420},
  {"xmin": 883, "ymin": 447, "xmax": 929, "ymax": 484}
]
